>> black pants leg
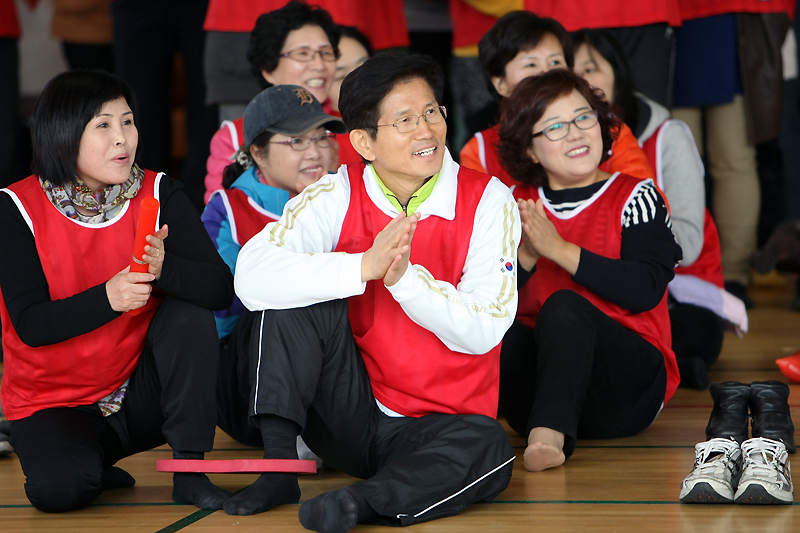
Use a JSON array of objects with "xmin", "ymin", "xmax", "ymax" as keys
[
  {"xmin": 500, "ymin": 290, "xmax": 666, "ymax": 458},
  {"xmin": 251, "ymin": 299, "xmax": 513, "ymax": 526},
  {"xmin": 216, "ymin": 310, "xmax": 262, "ymax": 447},
  {"xmin": 10, "ymin": 297, "xmax": 220, "ymax": 512},
  {"xmin": 670, "ymin": 302, "xmax": 724, "ymax": 369}
]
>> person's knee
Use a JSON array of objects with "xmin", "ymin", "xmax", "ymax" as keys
[
  {"xmin": 23, "ymin": 446, "xmax": 103, "ymax": 512},
  {"xmin": 538, "ymin": 290, "xmax": 588, "ymax": 328}
]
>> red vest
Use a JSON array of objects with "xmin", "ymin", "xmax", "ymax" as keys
[
  {"xmin": 513, "ymin": 173, "xmax": 679, "ymax": 403},
  {"xmin": 449, "ymin": 0, "xmax": 499, "ymax": 49},
  {"xmin": 678, "ymin": 0, "xmax": 794, "ymax": 21},
  {"xmin": 523, "ymin": 0, "xmax": 682, "ymax": 30},
  {"xmin": 222, "ymin": 116, "xmax": 245, "ymax": 152},
  {"xmin": 642, "ymin": 122, "xmax": 725, "ymax": 288},
  {"xmin": 219, "ymin": 187, "xmax": 281, "ymax": 245},
  {"xmin": 0, "ymin": 171, "xmax": 163, "ymax": 420},
  {"xmin": 334, "ymin": 163, "xmax": 501, "ymax": 418},
  {"xmin": 0, "ymin": 0, "xmax": 20, "ymax": 38},
  {"xmin": 471, "ymin": 127, "xmax": 515, "ymax": 187}
]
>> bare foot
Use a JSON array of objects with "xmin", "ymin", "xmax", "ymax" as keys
[{"xmin": 523, "ymin": 427, "xmax": 566, "ymax": 472}]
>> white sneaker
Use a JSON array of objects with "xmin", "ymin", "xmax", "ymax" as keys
[
  {"xmin": 734, "ymin": 437, "xmax": 794, "ymax": 504},
  {"xmin": 679, "ymin": 438, "xmax": 742, "ymax": 503}
]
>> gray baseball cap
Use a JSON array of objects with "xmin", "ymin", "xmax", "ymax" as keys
[{"xmin": 243, "ymin": 85, "xmax": 347, "ymax": 148}]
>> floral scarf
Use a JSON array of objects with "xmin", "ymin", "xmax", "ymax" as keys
[{"xmin": 40, "ymin": 164, "xmax": 144, "ymax": 223}]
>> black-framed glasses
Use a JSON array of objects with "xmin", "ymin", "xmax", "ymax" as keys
[
  {"xmin": 279, "ymin": 45, "xmax": 340, "ymax": 63},
  {"xmin": 269, "ymin": 132, "xmax": 335, "ymax": 151},
  {"xmin": 532, "ymin": 110, "xmax": 599, "ymax": 141},
  {"xmin": 376, "ymin": 106, "xmax": 447, "ymax": 134}
]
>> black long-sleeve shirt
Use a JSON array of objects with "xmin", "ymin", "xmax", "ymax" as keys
[
  {"xmin": 518, "ymin": 179, "xmax": 682, "ymax": 314},
  {"xmin": 0, "ymin": 175, "xmax": 234, "ymax": 347}
]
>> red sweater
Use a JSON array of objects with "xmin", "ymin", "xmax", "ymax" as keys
[
  {"xmin": 203, "ymin": 0, "xmax": 409, "ymax": 49},
  {"xmin": 678, "ymin": 0, "xmax": 795, "ymax": 21},
  {"xmin": 523, "ymin": 0, "xmax": 682, "ymax": 31}
]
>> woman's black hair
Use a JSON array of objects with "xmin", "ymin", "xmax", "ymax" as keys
[
  {"xmin": 479, "ymin": 11, "xmax": 574, "ymax": 99},
  {"xmin": 497, "ymin": 69, "xmax": 620, "ymax": 187},
  {"xmin": 337, "ymin": 25, "xmax": 373, "ymax": 58},
  {"xmin": 221, "ymin": 131, "xmax": 276, "ymax": 189},
  {"xmin": 339, "ymin": 54, "xmax": 444, "ymax": 141},
  {"xmin": 30, "ymin": 69, "xmax": 137, "ymax": 186},
  {"xmin": 571, "ymin": 29, "xmax": 638, "ymax": 131},
  {"xmin": 247, "ymin": 0, "xmax": 341, "ymax": 89}
]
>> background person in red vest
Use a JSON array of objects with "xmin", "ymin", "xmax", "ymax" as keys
[
  {"xmin": 230, "ymin": 54, "xmax": 519, "ymax": 527},
  {"xmin": 497, "ymin": 70, "xmax": 681, "ymax": 472},
  {"xmin": 0, "ymin": 70, "xmax": 234, "ymax": 512},
  {"xmin": 460, "ymin": 11, "xmax": 654, "ymax": 187},
  {"xmin": 572, "ymin": 29, "xmax": 749, "ymax": 390},
  {"xmin": 202, "ymin": 85, "xmax": 345, "ymax": 449},
  {"xmin": 204, "ymin": 1, "xmax": 341, "ymax": 203}
]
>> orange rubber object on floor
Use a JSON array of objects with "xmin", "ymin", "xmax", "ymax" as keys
[{"xmin": 775, "ymin": 352, "xmax": 800, "ymax": 383}]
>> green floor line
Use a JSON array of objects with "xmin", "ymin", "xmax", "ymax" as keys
[
  {"xmin": 510, "ymin": 445, "xmax": 695, "ymax": 449},
  {"xmin": 154, "ymin": 509, "xmax": 217, "ymax": 533}
]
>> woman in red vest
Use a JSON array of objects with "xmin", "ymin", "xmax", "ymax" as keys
[
  {"xmin": 202, "ymin": 84, "xmax": 345, "ymax": 449},
  {"xmin": 497, "ymin": 69, "xmax": 681, "ymax": 472},
  {"xmin": 571, "ymin": 29, "xmax": 748, "ymax": 390},
  {"xmin": 459, "ymin": 11, "xmax": 654, "ymax": 187},
  {"xmin": 0, "ymin": 71, "xmax": 234, "ymax": 512}
]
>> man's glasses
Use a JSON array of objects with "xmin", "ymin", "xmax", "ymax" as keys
[
  {"xmin": 376, "ymin": 106, "xmax": 447, "ymax": 134},
  {"xmin": 269, "ymin": 133, "xmax": 335, "ymax": 151},
  {"xmin": 532, "ymin": 110, "xmax": 599, "ymax": 141},
  {"xmin": 279, "ymin": 46, "xmax": 340, "ymax": 63}
]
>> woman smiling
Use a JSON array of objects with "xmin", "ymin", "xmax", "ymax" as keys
[{"xmin": 497, "ymin": 69, "xmax": 681, "ymax": 472}]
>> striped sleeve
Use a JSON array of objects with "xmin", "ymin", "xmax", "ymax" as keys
[{"xmin": 622, "ymin": 182, "xmax": 672, "ymax": 230}]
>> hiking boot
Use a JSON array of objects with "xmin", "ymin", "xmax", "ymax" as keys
[
  {"xmin": 749, "ymin": 380, "xmax": 795, "ymax": 453},
  {"xmin": 706, "ymin": 382, "xmax": 750, "ymax": 445}
]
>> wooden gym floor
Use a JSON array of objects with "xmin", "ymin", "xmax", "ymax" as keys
[{"xmin": 1, "ymin": 273, "xmax": 799, "ymax": 532}]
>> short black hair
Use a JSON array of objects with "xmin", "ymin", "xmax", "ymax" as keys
[
  {"xmin": 338, "ymin": 53, "xmax": 444, "ymax": 140},
  {"xmin": 30, "ymin": 70, "xmax": 137, "ymax": 186},
  {"xmin": 479, "ymin": 11, "xmax": 573, "ymax": 98},
  {"xmin": 248, "ymin": 0, "xmax": 340, "ymax": 88},
  {"xmin": 571, "ymin": 29, "xmax": 638, "ymax": 132},
  {"xmin": 338, "ymin": 25, "xmax": 373, "ymax": 58}
]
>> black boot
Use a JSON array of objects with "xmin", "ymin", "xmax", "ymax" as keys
[
  {"xmin": 706, "ymin": 381, "xmax": 750, "ymax": 444},
  {"xmin": 749, "ymin": 380, "xmax": 796, "ymax": 453}
]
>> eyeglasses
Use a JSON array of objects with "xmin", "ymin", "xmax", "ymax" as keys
[
  {"xmin": 269, "ymin": 133, "xmax": 335, "ymax": 151},
  {"xmin": 279, "ymin": 46, "xmax": 340, "ymax": 63},
  {"xmin": 532, "ymin": 110, "xmax": 599, "ymax": 141},
  {"xmin": 376, "ymin": 106, "xmax": 447, "ymax": 134}
]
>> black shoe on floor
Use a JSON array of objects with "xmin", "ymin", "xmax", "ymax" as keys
[
  {"xmin": 706, "ymin": 381, "xmax": 750, "ymax": 445},
  {"xmin": 750, "ymin": 380, "xmax": 796, "ymax": 453},
  {"xmin": 725, "ymin": 281, "xmax": 754, "ymax": 309}
]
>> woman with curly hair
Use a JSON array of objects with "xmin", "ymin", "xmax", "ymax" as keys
[{"xmin": 497, "ymin": 69, "xmax": 681, "ymax": 472}]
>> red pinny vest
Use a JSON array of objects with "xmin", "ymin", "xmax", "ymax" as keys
[
  {"xmin": 0, "ymin": 171, "xmax": 163, "ymax": 420},
  {"xmin": 642, "ymin": 121, "xmax": 725, "ymax": 288},
  {"xmin": 514, "ymin": 173, "xmax": 679, "ymax": 403},
  {"xmin": 218, "ymin": 187, "xmax": 281, "ymax": 246},
  {"xmin": 334, "ymin": 163, "xmax": 501, "ymax": 418}
]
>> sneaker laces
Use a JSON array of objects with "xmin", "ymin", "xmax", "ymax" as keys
[
  {"xmin": 692, "ymin": 438, "xmax": 739, "ymax": 473},
  {"xmin": 741, "ymin": 438, "xmax": 787, "ymax": 477}
]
